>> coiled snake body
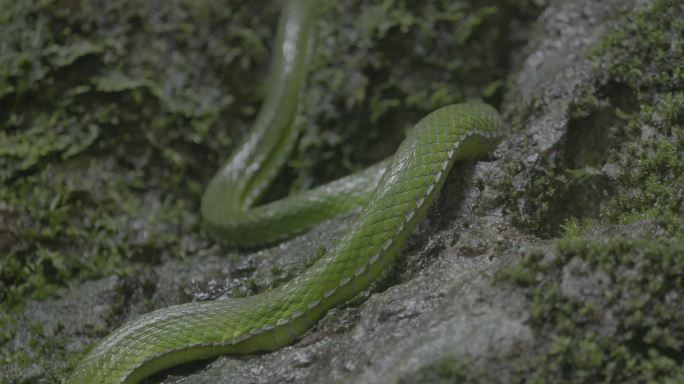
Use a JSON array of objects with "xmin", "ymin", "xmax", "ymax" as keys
[{"xmin": 68, "ymin": 1, "xmax": 503, "ymax": 383}]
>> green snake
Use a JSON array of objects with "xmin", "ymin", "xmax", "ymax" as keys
[{"xmin": 68, "ymin": 1, "xmax": 503, "ymax": 383}]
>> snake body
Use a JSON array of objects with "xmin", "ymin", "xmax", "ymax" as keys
[{"xmin": 68, "ymin": 1, "xmax": 503, "ymax": 383}]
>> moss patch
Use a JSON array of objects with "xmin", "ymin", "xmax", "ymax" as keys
[
  {"xmin": 499, "ymin": 1, "xmax": 684, "ymax": 382},
  {"xmin": 397, "ymin": 356, "xmax": 471, "ymax": 384}
]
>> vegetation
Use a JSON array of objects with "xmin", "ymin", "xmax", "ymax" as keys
[{"xmin": 498, "ymin": 1, "xmax": 684, "ymax": 381}]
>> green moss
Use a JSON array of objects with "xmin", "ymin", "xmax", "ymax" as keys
[
  {"xmin": 499, "ymin": 93, "xmax": 684, "ymax": 380},
  {"xmin": 502, "ymin": 225, "xmax": 684, "ymax": 383},
  {"xmin": 0, "ymin": 0, "xmax": 277, "ymax": 310},
  {"xmin": 504, "ymin": 109, "xmax": 684, "ymax": 381},
  {"xmin": 397, "ymin": 356, "xmax": 471, "ymax": 384},
  {"xmin": 593, "ymin": 0, "xmax": 684, "ymax": 92},
  {"xmin": 0, "ymin": 312, "xmax": 74, "ymax": 382},
  {"xmin": 602, "ymin": 94, "xmax": 684, "ymax": 225},
  {"xmin": 498, "ymin": 1, "xmax": 684, "ymax": 382},
  {"xmin": 497, "ymin": 154, "xmax": 612, "ymax": 238}
]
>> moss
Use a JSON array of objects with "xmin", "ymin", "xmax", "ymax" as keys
[
  {"xmin": 396, "ymin": 356, "xmax": 471, "ymax": 384},
  {"xmin": 0, "ymin": 313, "xmax": 74, "ymax": 383},
  {"xmin": 497, "ymin": 153, "xmax": 612, "ymax": 238},
  {"xmin": 498, "ymin": 0, "xmax": 683, "ymax": 238},
  {"xmin": 502, "ymin": 223, "xmax": 684, "ymax": 383},
  {"xmin": 504, "ymin": 105, "xmax": 684, "ymax": 380},
  {"xmin": 0, "ymin": 0, "xmax": 277, "ymax": 310},
  {"xmin": 499, "ymin": 92, "xmax": 684, "ymax": 380},
  {"xmin": 593, "ymin": 0, "xmax": 684, "ymax": 93},
  {"xmin": 498, "ymin": 1, "xmax": 684, "ymax": 382},
  {"xmin": 601, "ymin": 94, "xmax": 684, "ymax": 225}
]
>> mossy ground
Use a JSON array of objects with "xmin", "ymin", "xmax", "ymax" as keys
[
  {"xmin": 497, "ymin": 0, "xmax": 684, "ymax": 382},
  {"xmin": 0, "ymin": 0, "xmax": 540, "ymax": 381}
]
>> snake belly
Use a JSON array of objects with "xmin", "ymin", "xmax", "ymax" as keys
[{"xmin": 67, "ymin": 1, "xmax": 504, "ymax": 383}]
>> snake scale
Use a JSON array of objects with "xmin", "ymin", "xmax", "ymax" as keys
[{"xmin": 68, "ymin": 0, "xmax": 504, "ymax": 383}]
